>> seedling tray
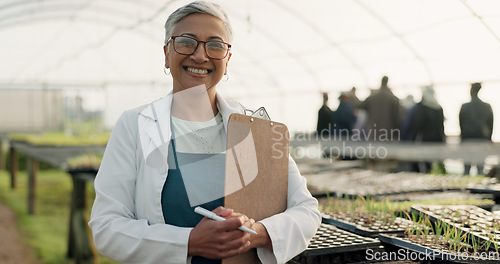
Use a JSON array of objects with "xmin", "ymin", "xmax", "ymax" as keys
[
  {"xmin": 322, "ymin": 214, "xmax": 410, "ymax": 238},
  {"xmin": 468, "ymin": 185, "xmax": 500, "ymax": 203},
  {"xmin": 379, "ymin": 234, "xmax": 500, "ymax": 263},
  {"xmin": 300, "ymin": 223, "xmax": 381, "ymax": 256},
  {"xmin": 307, "ymin": 169, "xmax": 485, "ymax": 198},
  {"xmin": 411, "ymin": 205, "xmax": 500, "ymax": 252},
  {"xmin": 468, "ymin": 185, "xmax": 500, "ymax": 195}
]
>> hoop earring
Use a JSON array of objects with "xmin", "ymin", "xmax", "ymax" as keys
[
  {"xmin": 222, "ymin": 74, "xmax": 229, "ymax": 82},
  {"xmin": 164, "ymin": 67, "xmax": 171, "ymax": 76}
]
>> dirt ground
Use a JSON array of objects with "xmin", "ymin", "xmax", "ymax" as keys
[{"xmin": 0, "ymin": 201, "xmax": 41, "ymax": 264}]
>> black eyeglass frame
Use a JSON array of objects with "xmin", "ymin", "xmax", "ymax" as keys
[{"xmin": 169, "ymin": 35, "xmax": 232, "ymax": 60}]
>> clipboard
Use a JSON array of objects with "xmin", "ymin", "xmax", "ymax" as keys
[{"xmin": 223, "ymin": 111, "xmax": 290, "ymax": 264}]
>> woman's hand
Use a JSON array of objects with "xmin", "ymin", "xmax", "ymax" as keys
[
  {"xmin": 248, "ymin": 222, "xmax": 273, "ymax": 249},
  {"xmin": 188, "ymin": 206, "xmax": 255, "ymax": 259}
]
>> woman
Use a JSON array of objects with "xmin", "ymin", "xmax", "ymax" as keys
[{"xmin": 89, "ymin": 1, "xmax": 321, "ymax": 263}]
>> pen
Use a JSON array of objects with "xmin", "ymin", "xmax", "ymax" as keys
[{"xmin": 194, "ymin": 206, "xmax": 257, "ymax": 235}]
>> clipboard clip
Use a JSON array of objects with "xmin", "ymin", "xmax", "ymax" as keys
[{"xmin": 244, "ymin": 107, "xmax": 271, "ymax": 120}]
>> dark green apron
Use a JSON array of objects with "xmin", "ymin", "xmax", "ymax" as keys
[{"xmin": 161, "ymin": 135, "xmax": 225, "ymax": 264}]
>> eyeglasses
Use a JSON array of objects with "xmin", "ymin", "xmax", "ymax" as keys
[{"xmin": 169, "ymin": 35, "xmax": 231, "ymax": 60}]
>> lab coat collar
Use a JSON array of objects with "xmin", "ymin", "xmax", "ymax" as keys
[
  {"xmin": 139, "ymin": 91, "xmax": 174, "ymax": 152},
  {"xmin": 139, "ymin": 90, "xmax": 245, "ymax": 126},
  {"xmin": 138, "ymin": 90, "xmax": 245, "ymax": 161},
  {"xmin": 216, "ymin": 92, "xmax": 246, "ymax": 132}
]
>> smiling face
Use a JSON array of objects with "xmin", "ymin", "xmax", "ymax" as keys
[{"xmin": 164, "ymin": 13, "xmax": 231, "ymax": 94}]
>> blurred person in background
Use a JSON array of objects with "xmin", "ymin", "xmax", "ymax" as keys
[
  {"xmin": 316, "ymin": 92, "xmax": 334, "ymax": 137},
  {"xmin": 350, "ymin": 86, "xmax": 367, "ymax": 140},
  {"xmin": 348, "ymin": 86, "xmax": 361, "ymax": 109},
  {"xmin": 459, "ymin": 82, "xmax": 494, "ymax": 175},
  {"xmin": 332, "ymin": 91, "xmax": 357, "ymax": 160},
  {"xmin": 358, "ymin": 76, "xmax": 402, "ymax": 141},
  {"xmin": 403, "ymin": 86, "xmax": 446, "ymax": 173},
  {"xmin": 400, "ymin": 94, "xmax": 416, "ymax": 140},
  {"xmin": 332, "ymin": 92, "xmax": 356, "ymax": 137}
]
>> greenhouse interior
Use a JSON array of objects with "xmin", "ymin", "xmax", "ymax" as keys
[{"xmin": 1, "ymin": 0, "xmax": 500, "ymax": 263}]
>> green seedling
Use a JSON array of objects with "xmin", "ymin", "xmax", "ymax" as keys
[
  {"xmin": 469, "ymin": 233, "xmax": 479, "ymax": 253},
  {"xmin": 422, "ymin": 217, "xmax": 431, "ymax": 242},
  {"xmin": 449, "ymin": 227, "xmax": 459, "ymax": 251},
  {"xmin": 458, "ymin": 232, "xmax": 468, "ymax": 252},
  {"xmin": 410, "ymin": 224, "xmax": 419, "ymax": 240},
  {"xmin": 403, "ymin": 211, "xmax": 418, "ymax": 238},
  {"xmin": 492, "ymin": 234, "xmax": 499, "ymax": 252},
  {"xmin": 443, "ymin": 225, "xmax": 454, "ymax": 249},
  {"xmin": 482, "ymin": 235, "xmax": 493, "ymax": 252},
  {"xmin": 449, "ymin": 227, "xmax": 467, "ymax": 252},
  {"xmin": 433, "ymin": 220, "xmax": 444, "ymax": 244}
]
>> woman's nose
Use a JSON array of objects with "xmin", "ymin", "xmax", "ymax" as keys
[{"xmin": 190, "ymin": 44, "xmax": 209, "ymax": 63}]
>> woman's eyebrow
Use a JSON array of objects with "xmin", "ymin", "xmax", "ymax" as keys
[
  {"xmin": 180, "ymin": 33, "xmax": 197, "ymax": 38},
  {"xmin": 208, "ymin": 36, "xmax": 224, "ymax": 41},
  {"xmin": 179, "ymin": 33, "xmax": 224, "ymax": 41}
]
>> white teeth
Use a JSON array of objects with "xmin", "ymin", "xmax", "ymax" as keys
[{"xmin": 187, "ymin": 67, "xmax": 208, "ymax": 74}]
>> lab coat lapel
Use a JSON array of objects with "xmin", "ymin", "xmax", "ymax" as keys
[
  {"xmin": 139, "ymin": 92, "xmax": 173, "ymax": 167},
  {"xmin": 216, "ymin": 93, "xmax": 246, "ymax": 132}
]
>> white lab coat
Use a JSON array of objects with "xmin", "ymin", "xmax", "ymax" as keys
[{"xmin": 89, "ymin": 91, "xmax": 321, "ymax": 264}]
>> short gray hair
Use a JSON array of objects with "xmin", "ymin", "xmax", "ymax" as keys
[{"xmin": 164, "ymin": 1, "xmax": 233, "ymax": 45}]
